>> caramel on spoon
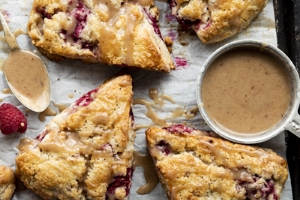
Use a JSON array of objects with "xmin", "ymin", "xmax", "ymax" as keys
[{"xmin": 0, "ymin": 9, "xmax": 51, "ymax": 112}]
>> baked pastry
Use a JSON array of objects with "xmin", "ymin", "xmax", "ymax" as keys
[
  {"xmin": 0, "ymin": 165, "xmax": 15, "ymax": 200},
  {"xmin": 16, "ymin": 74, "xmax": 135, "ymax": 199},
  {"xmin": 27, "ymin": 0, "xmax": 175, "ymax": 72},
  {"xmin": 169, "ymin": 0, "xmax": 268, "ymax": 43},
  {"xmin": 146, "ymin": 124, "xmax": 288, "ymax": 200}
]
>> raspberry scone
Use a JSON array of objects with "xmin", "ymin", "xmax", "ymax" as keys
[
  {"xmin": 16, "ymin": 74, "xmax": 135, "ymax": 199},
  {"xmin": 0, "ymin": 166, "xmax": 15, "ymax": 200},
  {"xmin": 169, "ymin": 0, "xmax": 268, "ymax": 43},
  {"xmin": 146, "ymin": 124, "xmax": 288, "ymax": 200},
  {"xmin": 27, "ymin": 0, "xmax": 174, "ymax": 72}
]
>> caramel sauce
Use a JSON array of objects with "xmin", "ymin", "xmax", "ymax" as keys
[
  {"xmin": 149, "ymin": 88, "xmax": 175, "ymax": 106},
  {"xmin": 1, "ymin": 88, "xmax": 12, "ymax": 94},
  {"xmin": 53, "ymin": 103, "xmax": 68, "ymax": 113},
  {"xmin": 17, "ymin": 138, "xmax": 39, "ymax": 152},
  {"xmin": 96, "ymin": 0, "xmax": 141, "ymax": 65},
  {"xmin": 171, "ymin": 185, "xmax": 191, "ymax": 200},
  {"xmin": 3, "ymin": 50, "xmax": 51, "ymax": 111},
  {"xmin": 133, "ymin": 151, "xmax": 159, "ymax": 194},
  {"xmin": 170, "ymin": 106, "xmax": 186, "ymax": 119},
  {"xmin": 123, "ymin": 6, "xmax": 139, "ymax": 66},
  {"xmin": 135, "ymin": 124, "xmax": 151, "ymax": 131},
  {"xmin": 202, "ymin": 49, "xmax": 291, "ymax": 134},
  {"xmin": 230, "ymin": 168, "xmax": 253, "ymax": 182},
  {"xmin": 119, "ymin": 78, "xmax": 131, "ymax": 87},
  {"xmin": 190, "ymin": 106, "xmax": 199, "ymax": 115},
  {"xmin": 13, "ymin": 28, "xmax": 26, "ymax": 37},
  {"xmin": 161, "ymin": 94, "xmax": 175, "ymax": 104},
  {"xmin": 38, "ymin": 107, "xmax": 57, "ymax": 122},
  {"xmin": 17, "ymin": 138, "xmax": 31, "ymax": 150},
  {"xmin": 134, "ymin": 88, "xmax": 198, "ymax": 130},
  {"xmin": 149, "ymin": 88, "xmax": 164, "ymax": 107},
  {"xmin": 0, "ymin": 27, "xmax": 25, "ymax": 41},
  {"xmin": 199, "ymin": 139, "xmax": 285, "ymax": 165},
  {"xmin": 133, "ymin": 98, "xmax": 168, "ymax": 128}
]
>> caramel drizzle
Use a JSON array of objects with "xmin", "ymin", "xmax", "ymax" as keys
[
  {"xmin": 1, "ymin": 88, "xmax": 12, "ymax": 94},
  {"xmin": 133, "ymin": 151, "xmax": 159, "ymax": 194},
  {"xmin": 0, "ymin": 28, "xmax": 26, "ymax": 43},
  {"xmin": 199, "ymin": 139, "xmax": 285, "ymax": 165},
  {"xmin": 133, "ymin": 98, "xmax": 168, "ymax": 128},
  {"xmin": 53, "ymin": 103, "xmax": 68, "ymax": 113},
  {"xmin": 38, "ymin": 106, "xmax": 57, "ymax": 122},
  {"xmin": 133, "ymin": 88, "xmax": 198, "ymax": 130}
]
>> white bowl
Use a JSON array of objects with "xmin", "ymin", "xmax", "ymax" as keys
[{"xmin": 196, "ymin": 39, "xmax": 300, "ymax": 144}]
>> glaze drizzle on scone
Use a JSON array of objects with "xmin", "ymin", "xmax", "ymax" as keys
[
  {"xmin": 28, "ymin": 0, "xmax": 174, "ymax": 72},
  {"xmin": 169, "ymin": 0, "xmax": 268, "ymax": 43},
  {"xmin": 16, "ymin": 74, "xmax": 135, "ymax": 200},
  {"xmin": 146, "ymin": 124, "xmax": 288, "ymax": 200}
]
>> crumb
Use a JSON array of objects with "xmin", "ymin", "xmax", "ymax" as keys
[{"xmin": 164, "ymin": 36, "xmax": 173, "ymax": 53}]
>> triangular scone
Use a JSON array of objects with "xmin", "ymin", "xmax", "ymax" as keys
[
  {"xmin": 27, "ymin": 0, "xmax": 174, "ymax": 72},
  {"xmin": 16, "ymin": 74, "xmax": 135, "ymax": 199},
  {"xmin": 169, "ymin": 0, "xmax": 268, "ymax": 43},
  {"xmin": 146, "ymin": 124, "xmax": 288, "ymax": 200}
]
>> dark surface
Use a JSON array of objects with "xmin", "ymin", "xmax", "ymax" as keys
[{"xmin": 274, "ymin": 0, "xmax": 300, "ymax": 199}]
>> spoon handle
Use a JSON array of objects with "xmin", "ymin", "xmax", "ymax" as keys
[{"xmin": 0, "ymin": 8, "xmax": 19, "ymax": 51}]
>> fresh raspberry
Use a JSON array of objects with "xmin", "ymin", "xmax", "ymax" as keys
[{"xmin": 0, "ymin": 103, "xmax": 27, "ymax": 135}]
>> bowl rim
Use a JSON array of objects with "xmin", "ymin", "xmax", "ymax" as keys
[{"xmin": 196, "ymin": 39, "xmax": 300, "ymax": 144}]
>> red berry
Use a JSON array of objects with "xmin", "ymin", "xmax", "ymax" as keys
[{"xmin": 0, "ymin": 103, "xmax": 27, "ymax": 135}]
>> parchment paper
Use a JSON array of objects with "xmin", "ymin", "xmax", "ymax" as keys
[{"xmin": 0, "ymin": 0, "xmax": 293, "ymax": 199}]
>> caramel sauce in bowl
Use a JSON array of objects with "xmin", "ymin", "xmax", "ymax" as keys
[{"xmin": 197, "ymin": 39, "xmax": 300, "ymax": 144}]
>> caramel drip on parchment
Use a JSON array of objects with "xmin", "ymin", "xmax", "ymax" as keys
[
  {"xmin": 53, "ymin": 103, "xmax": 68, "ymax": 113},
  {"xmin": 2, "ymin": 88, "xmax": 12, "ymax": 94},
  {"xmin": 0, "ymin": 28, "xmax": 26, "ymax": 42},
  {"xmin": 133, "ymin": 88, "xmax": 198, "ymax": 130},
  {"xmin": 133, "ymin": 151, "xmax": 159, "ymax": 194},
  {"xmin": 38, "ymin": 106, "xmax": 57, "ymax": 122},
  {"xmin": 13, "ymin": 28, "xmax": 26, "ymax": 37}
]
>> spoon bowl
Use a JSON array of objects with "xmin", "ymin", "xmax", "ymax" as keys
[{"xmin": 0, "ymin": 9, "xmax": 51, "ymax": 112}]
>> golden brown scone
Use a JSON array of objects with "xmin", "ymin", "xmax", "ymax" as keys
[
  {"xmin": 170, "ymin": 0, "xmax": 268, "ymax": 43},
  {"xmin": 16, "ymin": 74, "xmax": 135, "ymax": 199},
  {"xmin": 27, "ymin": 0, "xmax": 174, "ymax": 72},
  {"xmin": 146, "ymin": 124, "xmax": 288, "ymax": 200},
  {"xmin": 0, "ymin": 166, "xmax": 15, "ymax": 200}
]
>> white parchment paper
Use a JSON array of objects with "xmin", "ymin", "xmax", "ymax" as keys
[{"xmin": 0, "ymin": 0, "xmax": 293, "ymax": 199}]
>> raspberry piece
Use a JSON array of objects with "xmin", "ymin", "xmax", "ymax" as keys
[
  {"xmin": 36, "ymin": 7, "xmax": 53, "ymax": 19},
  {"xmin": 106, "ymin": 168, "xmax": 133, "ymax": 198},
  {"xmin": 143, "ymin": 8, "xmax": 162, "ymax": 39},
  {"xmin": 157, "ymin": 140, "xmax": 171, "ymax": 155},
  {"xmin": 0, "ymin": 103, "xmax": 27, "ymax": 135},
  {"xmin": 75, "ymin": 88, "xmax": 98, "ymax": 106},
  {"xmin": 163, "ymin": 124, "xmax": 196, "ymax": 134}
]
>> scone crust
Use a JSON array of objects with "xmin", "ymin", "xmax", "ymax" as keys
[
  {"xmin": 172, "ymin": 0, "xmax": 268, "ymax": 43},
  {"xmin": 16, "ymin": 74, "xmax": 135, "ymax": 199},
  {"xmin": 146, "ymin": 126, "xmax": 288, "ymax": 200},
  {"xmin": 0, "ymin": 166, "xmax": 15, "ymax": 200},
  {"xmin": 28, "ymin": 0, "xmax": 174, "ymax": 72}
]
